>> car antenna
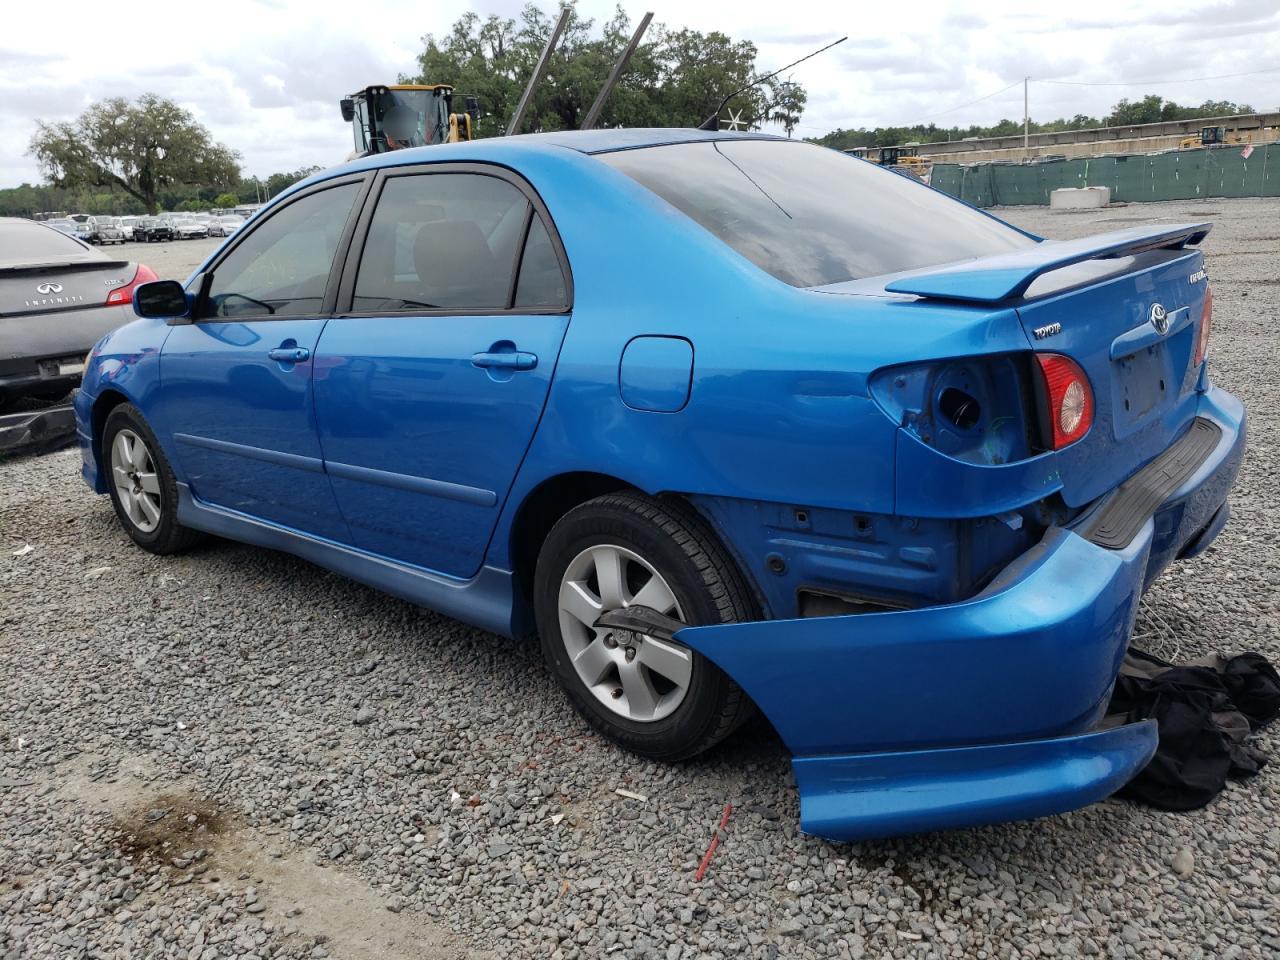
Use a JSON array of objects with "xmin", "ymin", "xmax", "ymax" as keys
[{"xmin": 696, "ymin": 36, "xmax": 847, "ymax": 132}]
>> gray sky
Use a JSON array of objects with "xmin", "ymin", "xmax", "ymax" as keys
[{"xmin": 1, "ymin": 0, "xmax": 1277, "ymax": 187}]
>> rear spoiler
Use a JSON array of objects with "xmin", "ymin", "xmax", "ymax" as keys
[{"xmin": 884, "ymin": 222, "xmax": 1211, "ymax": 304}]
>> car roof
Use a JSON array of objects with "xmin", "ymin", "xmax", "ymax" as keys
[{"xmin": 340, "ymin": 128, "xmax": 788, "ymax": 175}]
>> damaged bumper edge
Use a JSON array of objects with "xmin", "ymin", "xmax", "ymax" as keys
[
  {"xmin": 0, "ymin": 403, "xmax": 77, "ymax": 456},
  {"xmin": 675, "ymin": 386, "xmax": 1245, "ymax": 842},
  {"xmin": 793, "ymin": 720, "xmax": 1158, "ymax": 842}
]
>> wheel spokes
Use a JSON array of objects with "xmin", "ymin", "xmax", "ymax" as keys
[
  {"xmin": 630, "ymin": 572, "xmax": 678, "ymax": 615},
  {"xmin": 560, "ymin": 579, "xmax": 603, "ymax": 630},
  {"xmin": 572, "ymin": 637, "xmax": 614, "ymax": 686},
  {"xmin": 636, "ymin": 636, "xmax": 692, "ymax": 690},
  {"xmin": 618, "ymin": 660, "xmax": 660, "ymax": 720},
  {"xmin": 137, "ymin": 492, "xmax": 161, "ymax": 526},
  {"xmin": 114, "ymin": 433, "xmax": 132, "ymax": 472},
  {"xmin": 137, "ymin": 471, "xmax": 160, "ymax": 495},
  {"xmin": 591, "ymin": 546, "xmax": 628, "ymax": 609},
  {"xmin": 129, "ymin": 435, "xmax": 148, "ymax": 470}
]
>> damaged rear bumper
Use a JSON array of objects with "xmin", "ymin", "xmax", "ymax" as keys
[{"xmin": 675, "ymin": 386, "xmax": 1245, "ymax": 841}]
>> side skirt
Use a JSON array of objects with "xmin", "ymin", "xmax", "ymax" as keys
[{"xmin": 175, "ymin": 482, "xmax": 520, "ymax": 638}]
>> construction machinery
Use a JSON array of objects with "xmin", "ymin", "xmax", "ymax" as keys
[
  {"xmin": 340, "ymin": 9, "xmax": 655, "ymax": 156},
  {"xmin": 340, "ymin": 85, "xmax": 480, "ymax": 156},
  {"xmin": 877, "ymin": 146, "xmax": 930, "ymax": 180},
  {"xmin": 1179, "ymin": 125, "xmax": 1253, "ymax": 149}
]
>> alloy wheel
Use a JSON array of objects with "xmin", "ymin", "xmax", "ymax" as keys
[
  {"xmin": 557, "ymin": 543, "xmax": 692, "ymax": 722},
  {"xmin": 110, "ymin": 428, "xmax": 162, "ymax": 533}
]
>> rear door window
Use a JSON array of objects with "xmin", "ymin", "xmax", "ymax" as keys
[
  {"xmin": 352, "ymin": 173, "xmax": 532, "ymax": 312},
  {"xmin": 599, "ymin": 140, "xmax": 1035, "ymax": 287},
  {"xmin": 514, "ymin": 215, "xmax": 568, "ymax": 308}
]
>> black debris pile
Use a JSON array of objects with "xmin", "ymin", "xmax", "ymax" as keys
[{"xmin": 1109, "ymin": 648, "xmax": 1280, "ymax": 810}]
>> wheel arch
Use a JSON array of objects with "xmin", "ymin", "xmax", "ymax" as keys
[
  {"xmin": 89, "ymin": 388, "xmax": 132, "ymax": 482},
  {"xmin": 505, "ymin": 471, "xmax": 766, "ymax": 633}
]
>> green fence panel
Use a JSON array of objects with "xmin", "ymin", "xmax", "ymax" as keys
[
  {"xmin": 1264, "ymin": 144, "xmax": 1280, "ymax": 197},
  {"xmin": 930, "ymin": 144, "xmax": 1279, "ymax": 206}
]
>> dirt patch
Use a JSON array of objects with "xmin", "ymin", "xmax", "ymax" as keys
[
  {"xmin": 51, "ymin": 754, "xmax": 487, "ymax": 960},
  {"xmin": 113, "ymin": 790, "xmax": 230, "ymax": 867}
]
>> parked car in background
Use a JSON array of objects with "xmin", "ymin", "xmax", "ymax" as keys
[
  {"xmin": 75, "ymin": 130, "xmax": 1244, "ymax": 843},
  {"xmin": 47, "ymin": 218, "xmax": 76, "ymax": 236},
  {"xmin": 89, "ymin": 220, "xmax": 126, "ymax": 245},
  {"xmin": 0, "ymin": 217, "xmax": 155, "ymax": 409},
  {"xmin": 132, "ymin": 218, "xmax": 173, "ymax": 243},
  {"xmin": 172, "ymin": 217, "xmax": 209, "ymax": 240},
  {"xmin": 71, "ymin": 221, "xmax": 94, "ymax": 244},
  {"xmin": 208, "ymin": 216, "xmax": 244, "ymax": 238},
  {"xmin": 118, "ymin": 216, "xmax": 138, "ymax": 241}
]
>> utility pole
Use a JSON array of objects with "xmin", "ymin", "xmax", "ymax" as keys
[{"xmin": 1023, "ymin": 76, "xmax": 1030, "ymax": 163}]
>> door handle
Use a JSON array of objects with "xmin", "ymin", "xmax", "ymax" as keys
[
  {"xmin": 268, "ymin": 347, "xmax": 310, "ymax": 363},
  {"xmin": 471, "ymin": 350, "xmax": 537, "ymax": 371}
]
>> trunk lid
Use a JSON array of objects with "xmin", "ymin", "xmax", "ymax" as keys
[
  {"xmin": 1016, "ymin": 247, "xmax": 1209, "ymax": 506},
  {"xmin": 883, "ymin": 222, "xmax": 1212, "ymax": 507},
  {"xmin": 0, "ymin": 259, "xmax": 135, "ymax": 320}
]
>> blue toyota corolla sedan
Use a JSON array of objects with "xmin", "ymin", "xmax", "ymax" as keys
[{"xmin": 74, "ymin": 129, "xmax": 1245, "ymax": 841}]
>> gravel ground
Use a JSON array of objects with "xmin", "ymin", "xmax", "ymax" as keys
[{"xmin": 2, "ymin": 198, "xmax": 1278, "ymax": 959}]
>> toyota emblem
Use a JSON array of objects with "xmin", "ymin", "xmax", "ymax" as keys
[
  {"xmin": 36, "ymin": 281, "xmax": 64, "ymax": 295},
  {"xmin": 1149, "ymin": 302, "xmax": 1169, "ymax": 335}
]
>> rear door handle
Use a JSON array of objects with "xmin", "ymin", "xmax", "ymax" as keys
[
  {"xmin": 471, "ymin": 350, "xmax": 537, "ymax": 371},
  {"xmin": 268, "ymin": 347, "xmax": 310, "ymax": 363}
]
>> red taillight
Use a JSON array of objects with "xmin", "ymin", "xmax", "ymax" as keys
[
  {"xmin": 1036, "ymin": 353, "xmax": 1094, "ymax": 450},
  {"xmin": 105, "ymin": 263, "xmax": 158, "ymax": 306},
  {"xmin": 1194, "ymin": 285, "xmax": 1213, "ymax": 367}
]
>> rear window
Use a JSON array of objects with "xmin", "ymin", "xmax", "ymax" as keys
[
  {"xmin": 598, "ymin": 139, "xmax": 1034, "ymax": 287},
  {"xmin": 0, "ymin": 220, "xmax": 93, "ymax": 261}
]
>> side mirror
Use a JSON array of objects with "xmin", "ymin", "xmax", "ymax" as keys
[
  {"xmin": 339, "ymin": 98, "xmax": 355, "ymax": 123},
  {"xmin": 134, "ymin": 280, "xmax": 191, "ymax": 323}
]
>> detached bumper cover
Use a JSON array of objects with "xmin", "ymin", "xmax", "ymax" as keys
[{"xmin": 676, "ymin": 386, "xmax": 1245, "ymax": 841}]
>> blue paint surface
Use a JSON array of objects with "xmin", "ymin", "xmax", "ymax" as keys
[{"xmin": 75, "ymin": 128, "xmax": 1246, "ymax": 841}]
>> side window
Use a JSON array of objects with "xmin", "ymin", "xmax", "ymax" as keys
[
  {"xmin": 353, "ymin": 173, "xmax": 529, "ymax": 312},
  {"xmin": 514, "ymin": 215, "xmax": 568, "ymax": 308},
  {"xmin": 200, "ymin": 182, "xmax": 359, "ymax": 319}
]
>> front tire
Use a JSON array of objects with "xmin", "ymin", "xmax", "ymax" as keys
[
  {"xmin": 534, "ymin": 493, "xmax": 757, "ymax": 761},
  {"xmin": 102, "ymin": 404, "xmax": 202, "ymax": 555}
]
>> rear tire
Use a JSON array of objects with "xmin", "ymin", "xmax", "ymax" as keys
[
  {"xmin": 534, "ymin": 493, "xmax": 757, "ymax": 761},
  {"xmin": 102, "ymin": 404, "xmax": 203, "ymax": 555}
]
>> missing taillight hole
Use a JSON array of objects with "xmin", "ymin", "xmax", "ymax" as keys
[{"xmin": 939, "ymin": 387, "xmax": 981, "ymax": 430}]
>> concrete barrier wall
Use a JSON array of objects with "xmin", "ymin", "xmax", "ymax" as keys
[{"xmin": 929, "ymin": 144, "xmax": 1280, "ymax": 207}]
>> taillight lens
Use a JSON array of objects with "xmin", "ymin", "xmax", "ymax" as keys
[
  {"xmin": 1036, "ymin": 353, "xmax": 1094, "ymax": 449},
  {"xmin": 1193, "ymin": 285, "xmax": 1213, "ymax": 367},
  {"xmin": 105, "ymin": 263, "xmax": 158, "ymax": 306}
]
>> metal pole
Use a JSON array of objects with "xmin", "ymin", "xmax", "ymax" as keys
[
  {"xmin": 1023, "ymin": 76, "xmax": 1030, "ymax": 163},
  {"xmin": 506, "ymin": 7, "xmax": 572, "ymax": 137},
  {"xmin": 580, "ymin": 12, "xmax": 653, "ymax": 130}
]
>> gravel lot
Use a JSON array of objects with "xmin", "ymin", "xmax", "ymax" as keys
[{"xmin": 3, "ymin": 198, "xmax": 1278, "ymax": 960}]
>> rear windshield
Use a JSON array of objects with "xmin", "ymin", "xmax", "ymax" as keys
[
  {"xmin": 598, "ymin": 139, "xmax": 1034, "ymax": 287},
  {"xmin": 0, "ymin": 220, "xmax": 91, "ymax": 261}
]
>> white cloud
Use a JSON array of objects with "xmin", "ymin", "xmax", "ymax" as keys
[{"xmin": 1, "ymin": 0, "xmax": 1277, "ymax": 186}]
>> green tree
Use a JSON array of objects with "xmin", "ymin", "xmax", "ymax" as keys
[
  {"xmin": 403, "ymin": 3, "xmax": 805, "ymax": 137},
  {"xmin": 214, "ymin": 192, "xmax": 239, "ymax": 208},
  {"xmin": 265, "ymin": 166, "xmax": 321, "ymax": 199},
  {"xmin": 29, "ymin": 94, "xmax": 241, "ymax": 215}
]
